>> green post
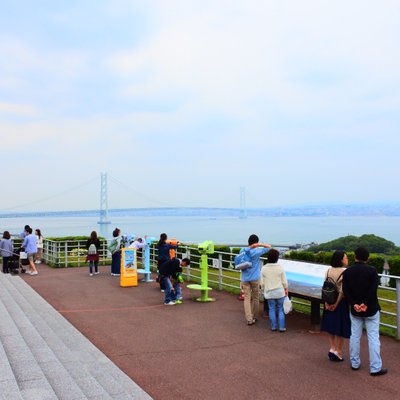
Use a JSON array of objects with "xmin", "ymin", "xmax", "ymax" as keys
[{"xmin": 187, "ymin": 241, "xmax": 215, "ymax": 302}]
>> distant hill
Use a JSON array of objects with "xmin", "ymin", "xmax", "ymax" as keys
[{"xmin": 308, "ymin": 234, "xmax": 400, "ymax": 255}]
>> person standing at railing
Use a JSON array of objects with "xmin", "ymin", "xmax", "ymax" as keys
[
  {"xmin": 35, "ymin": 229, "xmax": 43, "ymax": 264},
  {"xmin": 260, "ymin": 248, "xmax": 288, "ymax": 332},
  {"xmin": 108, "ymin": 228, "xmax": 122, "ymax": 276},
  {"xmin": 320, "ymin": 250, "xmax": 351, "ymax": 361},
  {"xmin": 242, "ymin": 234, "xmax": 271, "ymax": 325},
  {"xmin": 20, "ymin": 224, "xmax": 30, "ymax": 239},
  {"xmin": 342, "ymin": 247, "xmax": 387, "ymax": 376},
  {"xmin": 22, "ymin": 226, "xmax": 38, "ymax": 275},
  {"xmin": 156, "ymin": 233, "xmax": 179, "ymax": 292},
  {"xmin": 86, "ymin": 231, "xmax": 101, "ymax": 276},
  {"xmin": 0, "ymin": 231, "xmax": 13, "ymax": 274}
]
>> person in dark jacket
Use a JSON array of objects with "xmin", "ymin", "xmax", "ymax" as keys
[
  {"xmin": 86, "ymin": 231, "xmax": 101, "ymax": 276},
  {"xmin": 159, "ymin": 258, "xmax": 190, "ymax": 305},
  {"xmin": 156, "ymin": 233, "xmax": 179, "ymax": 291},
  {"xmin": 342, "ymin": 247, "xmax": 387, "ymax": 376}
]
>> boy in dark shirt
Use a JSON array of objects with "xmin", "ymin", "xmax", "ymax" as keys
[
  {"xmin": 342, "ymin": 247, "xmax": 387, "ymax": 376},
  {"xmin": 160, "ymin": 258, "xmax": 190, "ymax": 305}
]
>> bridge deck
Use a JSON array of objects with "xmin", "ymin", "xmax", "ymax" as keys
[{"xmin": 21, "ymin": 264, "xmax": 400, "ymax": 400}]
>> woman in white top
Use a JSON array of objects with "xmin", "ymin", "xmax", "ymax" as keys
[
  {"xmin": 260, "ymin": 248, "xmax": 288, "ymax": 332},
  {"xmin": 35, "ymin": 229, "xmax": 43, "ymax": 264}
]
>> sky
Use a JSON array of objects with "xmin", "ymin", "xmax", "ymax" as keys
[{"xmin": 1, "ymin": 0, "xmax": 400, "ymax": 212}]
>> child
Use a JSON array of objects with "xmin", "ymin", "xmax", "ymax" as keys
[{"xmin": 159, "ymin": 258, "xmax": 190, "ymax": 305}]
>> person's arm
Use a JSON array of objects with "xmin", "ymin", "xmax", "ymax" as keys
[{"xmin": 282, "ymin": 269, "xmax": 289, "ymax": 296}]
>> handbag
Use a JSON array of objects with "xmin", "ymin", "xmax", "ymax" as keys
[{"xmin": 283, "ymin": 296, "xmax": 292, "ymax": 314}]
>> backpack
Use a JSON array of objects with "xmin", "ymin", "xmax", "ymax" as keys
[
  {"xmin": 234, "ymin": 248, "xmax": 252, "ymax": 270},
  {"xmin": 88, "ymin": 243, "xmax": 97, "ymax": 255},
  {"xmin": 321, "ymin": 269, "xmax": 343, "ymax": 304},
  {"xmin": 108, "ymin": 238, "xmax": 118, "ymax": 254}
]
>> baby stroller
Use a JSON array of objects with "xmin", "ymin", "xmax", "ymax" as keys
[
  {"xmin": 8, "ymin": 252, "xmax": 21, "ymax": 275},
  {"xmin": 9, "ymin": 248, "xmax": 28, "ymax": 274}
]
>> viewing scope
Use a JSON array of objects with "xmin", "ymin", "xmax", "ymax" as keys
[{"xmin": 197, "ymin": 241, "xmax": 214, "ymax": 254}]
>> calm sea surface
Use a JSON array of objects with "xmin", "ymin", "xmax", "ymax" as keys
[{"xmin": 1, "ymin": 215, "xmax": 399, "ymax": 246}]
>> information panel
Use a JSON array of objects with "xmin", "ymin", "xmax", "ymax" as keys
[{"xmin": 120, "ymin": 248, "xmax": 138, "ymax": 287}]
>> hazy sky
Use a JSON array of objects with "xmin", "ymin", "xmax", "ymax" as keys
[{"xmin": 1, "ymin": 0, "xmax": 400, "ymax": 212}]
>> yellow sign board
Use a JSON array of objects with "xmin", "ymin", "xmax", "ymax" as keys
[{"xmin": 120, "ymin": 248, "xmax": 138, "ymax": 287}]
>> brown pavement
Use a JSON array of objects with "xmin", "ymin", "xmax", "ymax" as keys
[{"xmin": 21, "ymin": 263, "xmax": 400, "ymax": 400}]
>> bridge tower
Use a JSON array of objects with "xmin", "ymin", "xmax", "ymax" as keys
[
  {"xmin": 239, "ymin": 186, "xmax": 247, "ymax": 219},
  {"xmin": 98, "ymin": 172, "xmax": 111, "ymax": 225}
]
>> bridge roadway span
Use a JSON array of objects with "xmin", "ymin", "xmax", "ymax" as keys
[{"xmin": 22, "ymin": 264, "xmax": 400, "ymax": 400}]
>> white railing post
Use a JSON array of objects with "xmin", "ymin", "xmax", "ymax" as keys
[
  {"xmin": 186, "ymin": 248, "xmax": 191, "ymax": 281},
  {"xmin": 218, "ymin": 254, "xmax": 223, "ymax": 290},
  {"xmin": 396, "ymin": 277, "xmax": 400, "ymax": 340},
  {"xmin": 65, "ymin": 241, "xmax": 68, "ymax": 267}
]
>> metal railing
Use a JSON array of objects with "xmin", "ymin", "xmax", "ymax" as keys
[{"xmin": 37, "ymin": 239, "xmax": 400, "ymax": 338}]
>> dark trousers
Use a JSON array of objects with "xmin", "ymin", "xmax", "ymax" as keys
[
  {"xmin": 111, "ymin": 252, "xmax": 121, "ymax": 275},
  {"xmin": 89, "ymin": 261, "xmax": 98, "ymax": 274},
  {"xmin": 157, "ymin": 260, "xmax": 167, "ymax": 290},
  {"xmin": 2, "ymin": 257, "xmax": 10, "ymax": 273}
]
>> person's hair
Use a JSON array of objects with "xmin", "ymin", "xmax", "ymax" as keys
[
  {"xmin": 3, "ymin": 231, "xmax": 11, "ymax": 240},
  {"xmin": 26, "ymin": 227, "xmax": 32, "ymax": 234},
  {"xmin": 181, "ymin": 258, "xmax": 190, "ymax": 266},
  {"xmin": 157, "ymin": 233, "xmax": 167, "ymax": 247},
  {"xmin": 330, "ymin": 250, "xmax": 346, "ymax": 268},
  {"xmin": 24, "ymin": 225, "xmax": 30, "ymax": 230},
  {"xmin": 90, "ymin": 231, "xmax": 98, "ymax": 241},
  {"xmin": 355, "ymin": 247, "xmax": 369, "ymax": 262},
  {"xmin": 267, "ymin": 248, "xmax": 280, "ymax": 263},
  {"xmin": 35, "ymin": 229, "xmax": 42, "ymax": 238},
  {"xmin": 248, "ymin": 234, "xmax": 259, "ymax": 246},
  {"xmin": 112, "ymin": 228, "xmax": 120, "ymax": 238}
]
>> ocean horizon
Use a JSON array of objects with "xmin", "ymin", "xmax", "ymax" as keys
[{"xmin": 1, "ymin": 215, "xmax": 399, "ymax": 246}]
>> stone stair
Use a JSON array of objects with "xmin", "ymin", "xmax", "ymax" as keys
[{"xmin": 0, "ymin": 273, "xmax": 152, "ymax": 400}]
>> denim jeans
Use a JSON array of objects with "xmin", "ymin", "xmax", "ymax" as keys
[
  {"xmin": 349, "ymin": 311, "xmax": 382, "ymax": 373},
  {"xmin": 89, "ymin": 260, "xmax": 98, "ymax": 274},
  {"xmin": 163, "ymin": 276, "xmax": 174, "ymax": 304},
  {"xmin": 267, "ymin": 297, "xmax": 285, "ymax": 330},
  {"xmin": 172, "ymin": 281, "xmax": 182, "ymax": 300}
]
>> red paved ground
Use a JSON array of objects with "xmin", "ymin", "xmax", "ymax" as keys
[{"xmin": 22, "ymin": 264, "xmax": 400, "ymax": 400}]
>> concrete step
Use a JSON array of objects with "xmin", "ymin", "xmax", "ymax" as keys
[
  {"xmin": 0, "ymin": 276, "xmax": 88, "ymax": 399},
  {"xmin": 0, "ymin": 299, "xmax": 58, "ymax": 400},
  {"xmin": 1, "ymin": 273, "xmax": 152, "ymax": 399}
]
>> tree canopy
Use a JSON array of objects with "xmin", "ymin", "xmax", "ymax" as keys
[{"xmin": 307, "ymin": 234, "xmax": 400, "ymax": 255}]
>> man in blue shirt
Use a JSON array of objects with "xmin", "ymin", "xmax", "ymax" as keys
[
  {"xmin": 241, "ymin": 234, "xmax": 271, "ymax": 325},
  {"xmin": 22, "ymin": 227, "xmax": 38, "ymax": 275}
]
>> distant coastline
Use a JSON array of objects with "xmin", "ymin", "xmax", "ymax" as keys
[{"xmin": 1, "ymin": 203, "xmax": 400, "ymax": 219}]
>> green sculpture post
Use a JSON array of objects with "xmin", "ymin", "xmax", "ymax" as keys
[{"xmin": 187, "ymin": 240, "xmax": 215, "ymax": 302}]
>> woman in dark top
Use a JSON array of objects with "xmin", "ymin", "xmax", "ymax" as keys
[
  {"xmin": 320, "ymin": 250, "xmax": 351, "ymax": 361},
  {"xmin": 86, "ymin": 231, "xmax": 101, "ymax": 276},
  {"xmin": 156, "ymin": 233, "xmax": 178, "ymax": 291}
]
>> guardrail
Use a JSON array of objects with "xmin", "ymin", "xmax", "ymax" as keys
[{"xmin": 39, "ymin": 239, "xmax": 400, "ymax": 339}]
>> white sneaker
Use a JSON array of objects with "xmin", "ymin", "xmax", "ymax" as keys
[
  {"xmin": 94, "ymin": 272, "xmax": 100, "ymax": 275},
  {"xmin": 164, "ymin": 301, "xmax": 175, "ymax": 306},
  {"xmin": 90, "ymin": 273, "xmax": 93, "ymax": 276},
  {"xmin": 30, "ymin": 271, "xmax": 38, "ymax": 276},
  {"xmin": 35, "ymin": 260, "xmax": 41, "ymax": 264}
]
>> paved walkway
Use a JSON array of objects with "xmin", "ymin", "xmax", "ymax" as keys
[{"xmin": 19, "ymin": 264, "xmax": 400, "ymax": 400}]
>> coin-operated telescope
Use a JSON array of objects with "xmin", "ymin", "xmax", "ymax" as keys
[
  {"xmin": 137, "ymin": 237, "xmax": 157, "ymax": 282},
  {"xmin": 166, "ymin": 238, "xmax": 179, "ymax": 258},
  {"xmin": 187, "ymin": 240, "xmax": 215, "ymax": 302}
]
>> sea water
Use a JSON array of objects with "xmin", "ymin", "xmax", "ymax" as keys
[{"xmin": 1, "ymin": 215, "xmax": 399, "ymax": 246}]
